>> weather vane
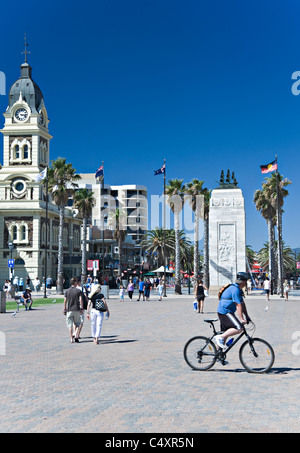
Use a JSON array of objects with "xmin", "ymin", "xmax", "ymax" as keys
[{"xmin": 22, "ymin": 33, "xmax": 31, "ymax": 63}]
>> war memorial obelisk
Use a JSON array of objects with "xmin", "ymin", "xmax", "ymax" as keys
[{"xmin": 209, "ymin": 171, "xmax": 246, "ymax": 293}]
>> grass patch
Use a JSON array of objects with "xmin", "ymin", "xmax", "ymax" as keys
[{"xmin": 5, "ymin": 298, "xmax": 64, "ymax": 311}]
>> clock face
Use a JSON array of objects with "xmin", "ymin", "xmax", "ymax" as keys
[{"xmin": 15, "ymin": 108, "xmax": 28, "ymax": 122}]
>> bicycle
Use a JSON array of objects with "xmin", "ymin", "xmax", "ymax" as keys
[{"xmin": 183, "ymin": 318, "xmax": 275, "ymax": 374}]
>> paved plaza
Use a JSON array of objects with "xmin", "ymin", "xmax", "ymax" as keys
[{"xmin": 0, "ymin": 289, "xmax": 300, "ymax": 433}]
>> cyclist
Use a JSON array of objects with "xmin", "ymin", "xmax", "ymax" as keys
[{"xmin": 214, "ymin": 272, "xmax": 251, "ymax": 350}]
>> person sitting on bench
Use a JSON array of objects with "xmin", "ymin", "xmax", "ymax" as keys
[{"xmin": 21, "ymin": 288, "xmax": 33, "ymax": 311}]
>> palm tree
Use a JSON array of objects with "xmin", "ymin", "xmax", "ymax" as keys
[
  {"xmin": 74, "ymin": 188, "xmax": 96, "ymax": 285},
  {"xmin": 257, "ymin": 241, "xmax": 295, "ymax": 276},
  {"xmin": 165, "ymin": 179, "xmax": 186, "ymax": 294},
  {"xmin": 262, "ymin": 172, "xmax": 291, "ymax": 293},
  {"xmin": 246, "ymin": 245, "xmax": 257, "ymax": 271},
  {"xmin": 253, "ymin": 188, "xmax": 277, "ymax": 291},
  {"xmin": 185, "ymin": 179, "xmax": 204, "ymax": 285},
  {"xmin": 108, "ymin": 208, "xmax": 127, "ymax": 277},
  {"xmin": 140, "ymin": 228, "xmax": 173, "ymax": 267},
  {"xmin": 47, "ymin": 158, "xmax": 81, "ymax": 294},
  {"xmin": 169, "ymin": 229, "xmax": 192, "ymax": 271}
]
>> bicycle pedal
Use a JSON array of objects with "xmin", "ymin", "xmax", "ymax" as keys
[{"xmin": 217, "ymin": 358, "xmax": 228, "ymax": 366}]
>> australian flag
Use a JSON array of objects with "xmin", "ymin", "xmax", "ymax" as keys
[
  {"xmin": 95, "ymin": 164, "xmax": 104, "ymax": 178},
  {"xmin": 154, "ymin": 163, "xmax": 165, "ymax": 175}
]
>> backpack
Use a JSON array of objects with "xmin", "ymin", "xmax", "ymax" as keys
[{"xmin": 218, "ymin": 283, "xmax": 233, "ymax": 300}]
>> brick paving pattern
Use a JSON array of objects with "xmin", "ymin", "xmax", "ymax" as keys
[{"xmin": 0, "ymin": 291, "xmax": 300, "ymax": 433}]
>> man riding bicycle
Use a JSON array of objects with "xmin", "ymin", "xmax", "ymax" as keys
[{"xmin": 214, "ymin": 272, "xmax": 251, "ymax": 350}]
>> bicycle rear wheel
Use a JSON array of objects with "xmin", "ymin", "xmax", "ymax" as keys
[
  {"xmin": 183, "ymin": 336, "xmax": 217, "ymax": 371},
  {"xmin": 239, "ymin": 338, "xmax": 275, "ymax": 374}
]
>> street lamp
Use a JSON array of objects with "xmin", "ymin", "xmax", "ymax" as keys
[{"xmin": 8, "ymin": 242, "xmax": 14, "ymax": 280}]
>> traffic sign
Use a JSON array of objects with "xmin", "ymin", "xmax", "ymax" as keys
[
  {"xmin": 87, "ymin": 260, "xmax": 93, "ymax": 271},
  {"xmin": 297, "ymin": 262, "xmax": 300, "ymax": 269},
  {"xmin": 8, "ymin": 259, "xmax": 14, "ymax": 268}
]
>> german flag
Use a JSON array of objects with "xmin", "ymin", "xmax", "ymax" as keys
[{"xmin": 260, "ymin": 159, "xmax": 278, "ymax": 174}]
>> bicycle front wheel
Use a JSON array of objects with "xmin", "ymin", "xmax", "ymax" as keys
[
  {"xmin": 239, "ymin": 338, "xmax": 275, "ymax": 374},
  {"xmin": 183, "ymin": 336, "xmax": 217, "ymax": 371}
]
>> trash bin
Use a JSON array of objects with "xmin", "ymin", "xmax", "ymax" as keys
[
  {"xmin": 0, "ymin": 291, "xmax": 6, "ymax": 313},
  {"xmin": 101, "ymin": 285, "xmax": 109, "ymax": 299}
]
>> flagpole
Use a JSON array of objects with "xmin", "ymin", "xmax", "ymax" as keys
[
  {"xmin": 101, "ymin": 161, "xmax": 105, "ymax": 283},
  {"xmin": 43, "ymin": 170, "xmax": 48, "ymax": 299},
  {"xmin": 275, "ymin": 155, "xmax": 284, "ymax": 298},
  {"xmin": 163, "ymin": 158, "xmax": 167, "ymax": 297}
]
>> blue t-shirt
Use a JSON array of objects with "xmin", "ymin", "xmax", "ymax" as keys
[
  {"xmin": 217, "ymin": 283, "xmax": 244, "ymax": 314},
  {"xmin": 139, "ymin": 281, "xmax": 145, "ymax": 291}
]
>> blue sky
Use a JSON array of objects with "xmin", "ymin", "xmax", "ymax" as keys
[{"xmin": 1, "ymin": 0, "xmax": 300, "ymax": 251}]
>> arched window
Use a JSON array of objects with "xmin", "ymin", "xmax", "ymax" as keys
[
  {"xmin": 20, "ymin": 225, "xmax": 26, "ymax": 241},
  {"xmin": 12, "ymin": 225, "xmax": 17, "ymax": 241},
  {"xmin": 15, "ymin": 145, "xmax": 20, "ymax": 159},
  {"xmin": 23, "ymin": 144, "xmax": 28, "ymax": 159}
]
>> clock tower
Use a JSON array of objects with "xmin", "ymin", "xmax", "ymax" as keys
[
  {"xmin": 0, "ymin": 44, "xmax": 82, "ymax": 286},
  {"xmin": 1, "ymin": 58, "xmax": 51, "ymax": 178}
]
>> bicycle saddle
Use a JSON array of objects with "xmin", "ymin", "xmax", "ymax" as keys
[{"xmin": 204, "ymin": 319, "xmax": 218, "ymax": 323}]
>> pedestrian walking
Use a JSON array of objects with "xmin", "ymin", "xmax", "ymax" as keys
[
  {"xmin": 284, "ymin": 279, "xmax": 289, "ymax": 301},
  {"xmin": 157, "ymin": 280, "xmax": 163, "ymax": 301},
  {"xmin": 4, "ymin": 280, "xmax": 12, "ymax": 299},
  {"xmin": 76, "ymin": 277, "xmax": 89, "ymax": 339},
  {"xmin": 13, "ymin": 275, "xmax": 19, "ymax": 292},
  {"xmin": 127, "ymin": 279, "xmax": 134, "ymax": 300},
  {"xmin": 137, "ymin": 277, "xmax": 145, "ymax": 301},
  {"xmin": 34, "ymin": 277, "xmax": 41, "ymax": 292},
  {"xmin": 144, "ymin": 278, "xmax": 152, "ymax": 301},
  {"xmin": 63, "ymin": 277, "xmax": 84, "ymax": 343},
  {"xmin": 87, "ymin": 284, "xmax": 110, "ymax": 344},
  {"xmin": 194, "ymin": 279, "xmax": 207, "ymax": 313},
  {"xmin": 119, "ymin": 285, "xmax": 125, "ymax": 302},
  {"xmin": 247, "ymin": 278, "xmax": 252, "ymax": 295},
  {"xmin": 26, "ymin": 275, "xmax": 31, "ymax": 289},
  {"xmin": 19, "ymin": 277, "xmax": 23, "ymax": 291},
  {"xmin": 263, "ymin": 277, "xmax": 270, "ymax": 301}
]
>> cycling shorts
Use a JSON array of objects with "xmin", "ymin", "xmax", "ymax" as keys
[{"xmin": 218, "ymin": 313, "xmax": 243, "ymax": 332}]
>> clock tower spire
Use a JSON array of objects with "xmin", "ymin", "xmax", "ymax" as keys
[{"xmin": 1, "ymin": 39, "xmax": 52, "ymax": 174}]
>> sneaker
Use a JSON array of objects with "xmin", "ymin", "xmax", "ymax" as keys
[{"xmin": 213, "ymin": 335, "xmax": 226, "ymax": 350}]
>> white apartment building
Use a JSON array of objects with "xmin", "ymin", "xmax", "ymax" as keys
[{"xmin": 76, "ymin": 174, "xmax": 148, "ymax": 245}]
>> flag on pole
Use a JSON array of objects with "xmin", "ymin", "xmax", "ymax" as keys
[
  {"xmin": 95, "ymin": 164, "xmax": 104, "ymax": 178},
  {"xmin": 260, "ymin": 159, "xmax": 278, "ymax": 174},
  {"xmin": 35, "ymin": 167, "xmax": 47, "ymax": 182},
  {"xmin": 154, "ymin": 163, "xmax": 165, "ymax": 175}
]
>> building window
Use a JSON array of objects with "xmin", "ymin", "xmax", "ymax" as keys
[
  {"xmin": 10, "ymin": 139, "xmax": 31, "ymax": 163},
  {"xmin": 12, "ymin": 226, "xmax": 17, "ymax": 241},
  {"xmin": 14, "ymin": 145, "xmax": 20, "ymax": 159},
  {"xmin": 20, "ymin": 225, "xmax": 26, "ymax": 241},
  {"xmin": 9, "ymin": 223, "xmax": 28, "ymax": 244},
  {"xmin": 23, "ymin": 144, "xmax": 28, "ymax": 159}
]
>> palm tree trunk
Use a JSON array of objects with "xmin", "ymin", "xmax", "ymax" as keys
[
  {"xmin": 203, "ymin": 216, "xmax": 209, "ymax": 289},
  {"xmin": 267, "ymin": 218, "xmax": 276, "ymax": 294},
  {"xmin": 57, "ymin": 206, "xmax": 65, "ymax": 294},
  {"xmin": 174, "ymin": 212, "xmax": 181, "ymax": 294},
  {"xmin": 118, "ymin": 237, "xmax": 122, "ymax": 277},
  {"xmin": 277, "ymin": 207, "xmax": 284, "ymax": 296},
  {"xmin": 271, "ymin": 223, "xmax": 277, "ymax": 291},
  {"xmin": 81, "ymin": 217, "xmax": 87, "ymax": 285}
]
